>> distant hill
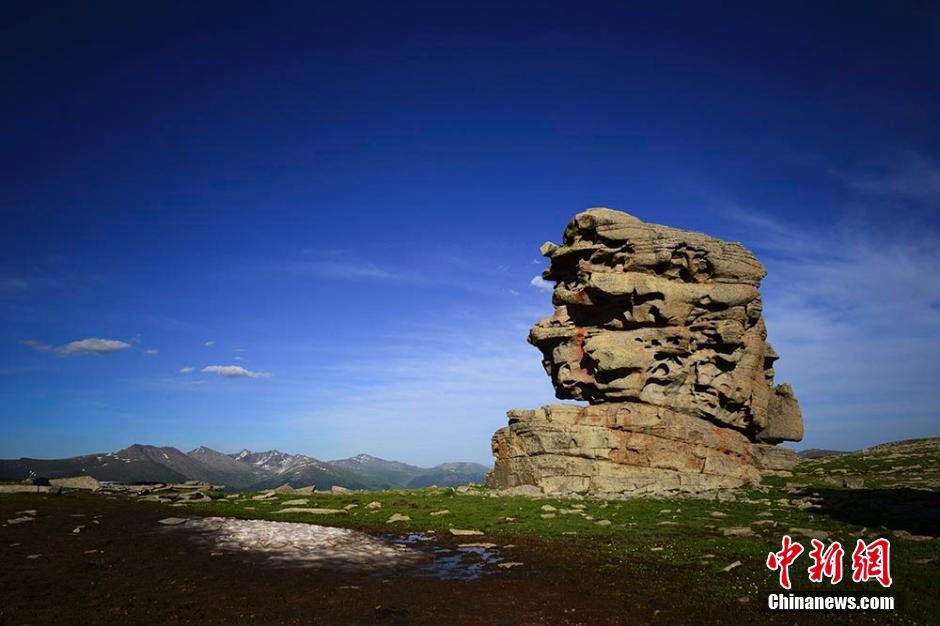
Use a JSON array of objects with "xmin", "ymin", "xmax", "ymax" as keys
[
  {"xmin": 329, "ymin": 454, "xmax": 488, "ymax": 489},
  {"xmin": 797, "ymin": 448, "xmax": 847, "ymax": 460},
  {"xmin": 230, "ymin": 449, "xmax": 368, "ymax": 490},
  {"xmin": 0, "ymin": 444, "xmax": 489, "ymax": 491}
]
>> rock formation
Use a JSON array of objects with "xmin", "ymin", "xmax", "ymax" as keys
[{"xmin": 488, "ymin": 208, "xmax": 804, "ymax": 496}]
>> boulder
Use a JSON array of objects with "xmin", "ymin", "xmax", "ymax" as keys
[
  {"xmin": 50, "ymin": 476, "xmax": 101, "ymax": 491},
  {"xmin": 488, "ymin": 208, "xmax": 804, "ymax": 496}
]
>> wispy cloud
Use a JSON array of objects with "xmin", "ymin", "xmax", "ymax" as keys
[
  {"xmin": 179, "ymin": 367, "xmax": 195, "ymax": 374},
  {"xmin": 24, "ymin": 337, "xmax": 132, "ymax": 356},
  {"xmin": 282, "ymin": 249, "xmax": 406, "ymax": 281},
  {"xmin": 721, "ymin": 207, "xmax": 940, "ymax": 451},
  {"xmin": 202, "ymin": 365, "xmax": 272, "ymax": 379},
  {"xmin": 204, "ymin": 340, "xmax": 215, "ymax": 347},
  {"xmin": 835, "ymin": 151, "xmax": 940, "ymax": 203},
  {"xmin": 529, "ymin": 275, "xmax": 553, "ymax": 292},
  {"xmin": 143, "ymin": 349, "xmax": 159, "ymax": 356}
]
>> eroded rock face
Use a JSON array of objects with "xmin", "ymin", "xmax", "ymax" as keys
[{"xmin": 488, "ymin": 208, "xmax": 803, "ymax": 496}]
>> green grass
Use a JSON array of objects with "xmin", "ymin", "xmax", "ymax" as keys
[{"xmin": 165, "ymin": 479, "xmax": 939, "ymax": 623}]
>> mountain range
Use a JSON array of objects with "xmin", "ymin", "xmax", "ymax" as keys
[{"xmin": 0, "ymin": 444, "xmax": 490, "ymax": 491}]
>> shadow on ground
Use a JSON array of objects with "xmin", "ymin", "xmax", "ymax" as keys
[{"xmin": 796, "ymin": 487, "xmax": 940, "ymax": 536}]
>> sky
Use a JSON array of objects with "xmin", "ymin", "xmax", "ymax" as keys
[{"xmin": 1, "ymin": 2, "xmax": 938, "ymax": 465}]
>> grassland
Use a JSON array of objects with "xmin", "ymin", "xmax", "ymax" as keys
[{"xmin": 153, "ymin": 438, "xmax": 940, "ymax": 623}]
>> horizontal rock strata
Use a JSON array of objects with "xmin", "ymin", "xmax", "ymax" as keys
[{"xmin": 488, "ymin": 208, "xmax": 803, "ymax": 496}]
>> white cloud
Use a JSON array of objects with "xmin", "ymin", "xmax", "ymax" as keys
[
  {"xmin": 143, "ymin": 349, "xmax": 159, "ymax": 356},
  {"xmin": 204, "ymin": 341, "xmax": 215, "ymax": 347},
  {"xmin": 179, "ymin": 367, "xmax": 195, "ymax": 374},
  {"xmin": 837, "ymin": 151, "xmax": 940, "ymax": 203},
  {"xmin": 529, "ymin": 275, "xmax": 553, "ymax": 292},
  {"xmin": 25, "ymin": 337, "xmax": 132, "ymax": 356},
  {"xmin": 201, "ymin": 365, "xmax": 271, "ymax": 379},
  {"xmin": 723, "ymin": 209, "xmax": 940, "ymax": 451}
]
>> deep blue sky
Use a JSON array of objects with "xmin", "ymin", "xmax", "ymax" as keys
[{"xmin": 2, "ymin": 2, "xmax": 938, "ymax": 464}]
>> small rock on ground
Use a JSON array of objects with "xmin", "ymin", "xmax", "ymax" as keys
[
  {"xmin": 274, "ymin": 508, "xmax": 346, "ymax": 515},
  {"xmin": 449, "ymin": 529, "xmax": 484, "ymax": 536}
]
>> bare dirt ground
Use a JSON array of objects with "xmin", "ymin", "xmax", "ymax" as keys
[{"xmin": 0, "ymin": 493, "xmax": 771, "ymax": 625}]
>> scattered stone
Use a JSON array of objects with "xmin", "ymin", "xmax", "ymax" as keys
[
  {"xmin": 787, "ymin": 528, "xmax": 829, "ymax": 541},
  {"xmin": 15, "ymin": 510, "xmax": 37, "ymax": 516},
  {"xmin": 737, "ymin": 596, "xmax": 750, "ymax": 603},
  {"xmin": 252, "ymin": 491, "xmax": 277, "ymax": 501},
  {"xmin": 50, "ymin": 476, "xmax": 100, "ymax": 491},
  {"xmin": 0, "ymin": 485, "xmax": 59, "ymax": 494},
  {"xmin": 273, "ymin": 483, "xmax": 295, "ymax": 494},
  {"xmin": 458, "ymin": 543, "xmax": 498, "ymax": 549},
  {"xmin": 650, "ymin": 547, "xmax": 664, "ymax": 552},
  {"xmin": 540, "ymin": 505, "xmax": 557, "ymax": 512},
  {"xmin": 449, "ymin": 529, "xmax": 484, "ymax": 536},
  {"xmin": 658, "ymin": 521, "xmax": 679, "ymax": 526},
  {"xmin": 892, "ymin": 530, "xmax": 933, "ymax": 541},
  {"xmin": 158, "ymin": 517, "xmax": 189, "ymax": 526},
  {"xmin": 721, "ymin": 527, "xmax": 754, "ymax": 537},
  {"xmin": 497, "ymin": 562, "xmax": 523, "ymax": 569},
  {"xmin": 540, "ymin": 513, "xmax": 556, "ymax": 519},
  {"xmin": 499, "ymin": 485, "xmax": 543, "ymax": 497},
  {"xmin": 710, "ymin": 511, "xmax": 727, "ymax": 518},
  {"xmin": 293, "ymin": 485, "xmax": 317, "ymax": 495},
  {"xmin": 281, "ymin": 499, "xmax": 309, "ymax": 506},
  {"xmin": 72, "ymin": 526, "xmax": 84, "ymax": 534},
  {"xmin": 365, "ymin": 501, "xmax": 383, "ymax": 509},
  {"xmin": 26, "ymin": 554, "xmax": 42, "ymax": 559},
  {"xmin": 83, "ymin": 549, "xmax": 100, "ymax": 554},
  {"xmin": 753, "ymin": 520, "xmax": 776, "ymax": 526},
  {"xmin": 178, "ymin": 492, "xmax": 212, "ymax": 502},
  {"xmin": 429, "ymin": 510, "xmax": 450, "ymax": 516},
  {"xmin": 595, "ymin": 520, "xmax": 612, "ymax": 527},
  {"xmin": 7, "ymin": 517, "xmax": 34, "ymax": 525},
  {"xmin": 722, "ymin": 560, "xmax": 742, "ymax": 572},
  {"xmin": 275, "ymin": 508, "xmax": 347, "ymax": 515},
  {"xmin": 386, "ymin": 513, "xmax": 411, "ymax": 523},
  {"xmin": 330, "ymin": 486, "xmax": 352, "ymax": 493},
  {"xmin": 343, "ymin": 504, "xmax": 359, "ymax": 510}
]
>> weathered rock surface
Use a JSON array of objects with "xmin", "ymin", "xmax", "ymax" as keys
[
  {"xmin": 49, "ymin": 476, "xmax": 101, "ymax": 491},
  {"xmin": 488, "ymin": 208, "xmax": 803, "ymax": 496}
]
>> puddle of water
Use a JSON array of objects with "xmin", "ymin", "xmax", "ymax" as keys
[{"xmin": 383, "ymin": 532, "xmax": 505, "ymax": 582}]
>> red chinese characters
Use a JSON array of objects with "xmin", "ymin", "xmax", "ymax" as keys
[
  {"xmin": 851, "ymin": 538, "xmax": 893, "ymax": 588},
  {"xmin": 807, "ymin": 539, "xmax": 844, "ymax": 584},
  {"xmin": 766, "ymin": 534, "xmax": 805, "ymax": 590},
  {"xmin": 766, "ymin": 535, "xmax": 892, "ymax": 589}
]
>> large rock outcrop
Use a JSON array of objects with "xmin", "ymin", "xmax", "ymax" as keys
[{"xmin": 488, "ymin": 208, "xmax": 803, "ymax": 496}]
